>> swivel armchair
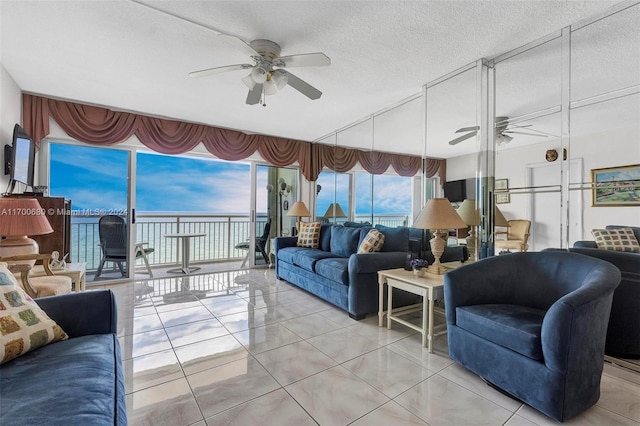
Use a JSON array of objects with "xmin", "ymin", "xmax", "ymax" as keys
[{"xmin": 445, "ymin": 252, "xmax": 620, "ymax": 421}]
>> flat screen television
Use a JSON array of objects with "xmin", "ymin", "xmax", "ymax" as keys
[
  {"xmin": 8, "ymin": 124, "xmax": 36, "ymax": 187},
  {"xmin": 443, "ymin": 179, "xmax": 466, "ymax": 202}
]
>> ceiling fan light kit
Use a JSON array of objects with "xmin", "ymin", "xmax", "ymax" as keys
[{"xmin": 190, "ymin": 34, "xmax": 331, "ymax": 106}]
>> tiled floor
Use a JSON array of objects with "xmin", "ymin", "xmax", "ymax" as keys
[{"xmin": 97, "ymin": 269, "xmax": 640, "ymax": 426}]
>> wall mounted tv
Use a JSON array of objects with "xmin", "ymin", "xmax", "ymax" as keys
[
  {"xmin": 4, "ymin": 124, "xmax": 36, "ymax": 187},
  {"xmin": 443, "ymin": 179, "xmax": 466, "ymax": 202}
]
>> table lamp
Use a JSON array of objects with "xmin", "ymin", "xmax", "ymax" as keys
[
  {"xmin": 413, "ymin": 198, "xmax": 467, "ymax": 274},
  {"xmin": 456, "ymin": 199, "xmax": 480, "ymax": 262},
  {"xmin": 322, "ymin": 203, "xmax": 347, "ymax": 221},
  {"xmin": 287, "ymin": 201, "xmax": 311, "ymax": 233},
  {"xmin": 495, "ymin": 206, "xmax": 510, "ymax": 227},
  {"xmin": 0, "ymin": 198, "xmax": 54, "ymax": 265}
]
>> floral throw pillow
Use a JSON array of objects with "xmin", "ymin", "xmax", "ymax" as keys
[
  {"xmin": 297, "ymin": 222, "xmax": 322, "ymax": 249},
  {"xmin": 592, "ymin": 228, "xmax": 640, "ymax": 253},
  {"xmin": 0, "ymin": 262, "xmax": 68, "ymax": 365}
]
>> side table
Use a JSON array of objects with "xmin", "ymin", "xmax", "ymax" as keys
[
  {"xmin": 378, "ymin": 264, "xmax": 462, "ymax": 353},
  {"xmin": 30, "ymin": 262, "xmax": 87, "ymax": 292}
]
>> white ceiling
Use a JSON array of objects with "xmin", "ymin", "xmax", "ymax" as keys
[{"xmin": 0, "ymin": 0, "xmax": 627, "ymax": 159}]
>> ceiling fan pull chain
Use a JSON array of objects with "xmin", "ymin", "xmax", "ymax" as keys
[{"xmin": 262, "ymin": 86, "xmax": 267, "ymax": 107}]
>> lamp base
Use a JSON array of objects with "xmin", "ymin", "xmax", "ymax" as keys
[
  {"xmin": 426, "ymin": 263, "xmax": 449, "ymax": 275},
  {"xmin": 0, "ymin": 236, "xmax": 39, "ymax": 266}
]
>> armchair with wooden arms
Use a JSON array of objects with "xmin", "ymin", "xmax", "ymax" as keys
[
  {"xmin": 495, "ymin": 219, "xmax": 531, "ymax": 253},
  {"xmin": 0, "ymin": 253, "xmax": 72, "ymax": 298}
]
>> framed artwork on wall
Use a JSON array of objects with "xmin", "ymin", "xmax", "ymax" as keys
[
  {"xmin": 496, "ymin": 193, "xmax": 510, "ymax": 204},
  {"xmin": 495, "ymin": 179, "xmax": 509, "ymax": 191},
  {"xmin": 591, "ymin": 164, "xmax": 640, "ymax": 207}
]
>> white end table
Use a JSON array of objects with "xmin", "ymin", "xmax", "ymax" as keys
[{"xmin": 378, "ymin": 264, "xmax": 463, "ymax": 353}]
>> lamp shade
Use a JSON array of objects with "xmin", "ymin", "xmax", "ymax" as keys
[
  {"xmin": 495, "ymin": 206, "xmax": 511, "ymax": 227},
  {"xmin": 0, "ymin": 198, "xmax": 53, "ymax": 237},
  {"xmin": 323, "ymin": 203, "xmax": 347, "ymax": 218},
  {"xmin": 287, "ymin": 201, "xmax": 311, "ymax": 217},
  {"xmin": 413, "ymin": 198, "xmax": 467, "ymax": 230},
  {"xmin": 456, "ymin": 199, "xmax": 480, "ymax": 226}
]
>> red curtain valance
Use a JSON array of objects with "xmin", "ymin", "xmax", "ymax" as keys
[{"xmin": 22, "ymin": 93, "xmax": 444, "ymax": 182}]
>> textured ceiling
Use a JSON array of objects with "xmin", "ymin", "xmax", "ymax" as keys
[{"xmin": 0, "ymin": 0, "xmax": 627, "ymax": 158}]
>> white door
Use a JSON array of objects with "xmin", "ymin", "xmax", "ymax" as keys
[{"xmin": 527, "ymin": 159, "xmax": 582, "ymax": 251}]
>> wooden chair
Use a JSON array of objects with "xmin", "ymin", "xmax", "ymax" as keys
[
  {"xmin": 495, "ymin": 219, "xmax": 531, "ymax": 252},
  {"xmin": 0, "ymin": 253, "xmax": 72, "ymax": 298}
]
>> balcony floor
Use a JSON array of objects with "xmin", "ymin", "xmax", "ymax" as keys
[{"xmin": 86, "ymin": 258, "xmax": 270, "ymax": 285}]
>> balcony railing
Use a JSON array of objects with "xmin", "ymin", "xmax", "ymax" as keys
[{"xmin": 70, "ymin": 213, "xmax": 410, "ymax": 271}]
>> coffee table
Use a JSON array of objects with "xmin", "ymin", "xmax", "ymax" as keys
[{"xmin": 378, "ymin": 262, "xmax": 465, "ymax": 353}]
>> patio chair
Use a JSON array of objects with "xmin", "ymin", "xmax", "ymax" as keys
[
  {"xmin": 95, "ymin": 215, "xmax": 155, "ymax": 278},
  {"xmin": 236, "ymin": 219, "xmax": 272, "ymax": 268}
]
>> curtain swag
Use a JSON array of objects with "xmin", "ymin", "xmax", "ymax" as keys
[{"xmin": 22, "ymin": 93, "xmax": 444, "ymax": 182}]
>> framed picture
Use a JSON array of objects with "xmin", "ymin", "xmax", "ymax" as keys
[
  {"xmin": 496, "ymin": 193, "xmax": 510, "ymax": 204},
  {"xmin": 495, "ymin": 179, "xmax": 509, "ymax": 191},
  {"xmin": 591, "ymin": 164, "xmax": 640, "ymax": 207}
]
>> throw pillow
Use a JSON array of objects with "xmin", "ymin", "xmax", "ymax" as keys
[
  {"xmin": 297, "ymin": 222, "xmax": 322, "ymax": 248},
  {"xmin": 0, "ymin": 262, "xmax": 68, "ymax": 365},
  {"xmin": 358, "ymin": 229, "xmax": 385, "ymax": 253},
  {"xmin": 592, "ymin": 228, "xmax": 640, "ymax": 253}
]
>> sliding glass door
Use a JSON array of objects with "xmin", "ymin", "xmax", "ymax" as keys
[{"xmin": 48, "ymin": 142, "xmax": 132, "ymax": 283}]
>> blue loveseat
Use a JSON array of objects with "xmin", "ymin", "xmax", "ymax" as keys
[
  {"xmin": 0, "ymin": 290, "xmax": 127, "ymax": 425},
  {"xmin": 275, "ymin": 223, "xmax": 419, "ymax": 319},
  {"xmin": 445, "ymin": 252, "xmax": 620, "ymax": 422},
  {"xmin": 571, "ymin": 225, "xmax": 640, "ymax": 358}
]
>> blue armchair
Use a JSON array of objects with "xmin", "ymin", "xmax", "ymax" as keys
[{"xmin": 444, "ymin": 252, "xmax": 620, "ymax": 422}]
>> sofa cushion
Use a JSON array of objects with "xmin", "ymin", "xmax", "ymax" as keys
[
  {"xmin": 374, "ymin": 225, "xmax": 409, "ymax": 252},
  {"xmin": 330, "ymin": 226, "xmax": 362, "ymax": 257},
  {"xmin": 358, "ymin": 229, "xmax": 385, "ymax": 253},
  {"xmin": 456, "ymin": 304, "xmax": 546, "ymax": 360},
  {"xmin": 592, "ymin": 228, "xmax": 640, "ymax": 253},
  {"xmin": 319, "ymin": 223, "xmax": 333, "ymax": 252},
  {"xmin": 315, "ymin": 258, "xmax": 350, "ymax": 285},
  {"xmin": 0, "ymin": 333, "xmax": 126, "ymax": 425},
  {"xmin": 0, "ymin": 264, "xmax": 68, "ymax": 365},
  {"xmin": 297, "ymin": 222, "xmax": 322, "ymax": 248},
  {"xmin": 294, "ymin": 249, "xmax": 340, "ymax": 272}
]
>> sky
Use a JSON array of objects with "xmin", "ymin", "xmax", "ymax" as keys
[{"xmin": 49, "ymin": 143, "xmax": 412, "ymax": 217}]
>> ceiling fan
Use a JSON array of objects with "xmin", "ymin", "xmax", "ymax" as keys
[
  {"xmin": 448, "ymin": 116, "xmax": 547, "ymax": 146},
  {"xmin": 189, "ymin": 34, "xmax": 331, "ymax": 106}
]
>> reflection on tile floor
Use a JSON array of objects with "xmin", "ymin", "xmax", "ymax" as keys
[{"xmin": 97, "ymin": 269, "xmax": 640, "ymax": 425}]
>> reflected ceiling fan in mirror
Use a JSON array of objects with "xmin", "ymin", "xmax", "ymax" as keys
[
  {"xmin": 189, "ymin": 34, "xmax": 331, "ymax": 106},
  {"xmin": 448, "ymin": 116, "xmax": 547, "ymax": 146}
]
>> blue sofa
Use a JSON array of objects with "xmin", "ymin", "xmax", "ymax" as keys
[
  {"xmin": 445, "ymin": 252, "xmax": 620, "ymax": 422},
  {"xmin": 275, "ymin": 223, "xmax": 419, "ymax": 319},
  {"xmin": 0, "ymin": 290, "xmax": 127, "ymax": 425},
  {"xmin": 571, "ymin": 225, "xmax": 640, "ymax": 358}
]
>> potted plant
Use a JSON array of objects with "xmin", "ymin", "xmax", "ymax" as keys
[{"xmin": 410, "ymin": 258, "xmax": 428, "ymax": 277}]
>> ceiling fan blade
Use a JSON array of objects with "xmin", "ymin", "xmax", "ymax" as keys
[
  {"xmin": 455, "ymin": 126, "xmax": 479, "ymax": 133},
  {"xmin": 246, "ymin": 84, "xmax": 263, "ymax": 105},
  {"xmin": 218, "ymin": 34, "xmax": 261, "ymax": 58},
  {"xmin": 189, "ymin": 64, "xmax": 253, "ymax": 78},
  {"xmin": 285, "ymin": 72, "xmax": 322, "ymax": 100},
  {"xmin": 504, "ymin": 130, "xmax": 547, "ymax": 137},
  {"xmin": 448, "ymin": 132, "xmax": 476, "ymax": 146},
  {"xmin": 275, "ymin": 53, "xmax": 331, "ymax": 68}
]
